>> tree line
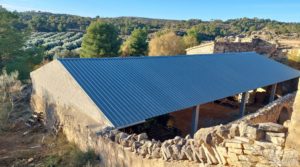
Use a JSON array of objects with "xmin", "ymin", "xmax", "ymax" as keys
[
  {"xmin": 16, "ymin": 11, "xmax": 300, "ymax": 38},
  {"xmin": 1, "ymin": 6, "xmax": 300, "ymax": 80}
]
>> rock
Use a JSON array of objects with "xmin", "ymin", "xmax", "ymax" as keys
[
  {"xmin": 173, "ymin": 136, "xmax": 181, "ymax": 144},
  {"xmin": 227, "ymin": 152, "xmax": 239, "ymax": 161},
  {"xmin": 243, "ymin": 144, "xmax": 263, "ymax": 155},
  {"xmin": 254, "ymin": 141, "xmax": 276, "ymax": 149},
  {"xmin": 234, "ymin": 136, "xmax": 253, "ymax": 144},
  {"xmin": 194, "ymin": 127, "xmax": 215, "ymax": 144},
  {"xmin": 178, "ymin": 145, "xmax": 188, "ymax": 160},
  {"xmin": 151, "ymin": 147, "xmax": 161, "ymax": 158},
  {"xmin": 185, "ymin": 134, "xmax": 192, "ymax": 140},
  {"xmin": 229, "ymin": 123, "xmax": 240, "ymax": 137},
  {"xmin": 137, "ymin": 133, "xmax": 148, "ymax": 142},
  {"xmin": 238, "ymin": 155, "xmax": 259, "ymax": 163},
  {"xmin": 177, "ymin": 138, "xmax": 186, "ymax": 146},
  {"xmin": 238, "ymin": 122, "xmax": 248, "ymax": 137},
  {"xmin": 161, "ymin": 142, "xmax": 172, "ymax": 160},
  {"xmin": 183, "ymin": 145, "xmax": 193, "ymax": 161},
  {"xmin": 216, "ymin": 125, "xmax": 229, "ymax": 139},
  {"xmin": 258, "ymin": 122, "xmax": 287, "ymax": 133},
  {"xmin": 216, "ymin": 146, "xmax": 228, "ymax": 158},
  {"xmin": 212, "ymin": 147, "xmax": 227, "ymax": 165},
  {"xmin": 202, "ymin": 143, "xmax": 218, "ymax": 164},
  {"xmin": 225, "ymin": 140, "xmax": 243, "ymax": 149},
  {"xmin": 244, "ymin": 125, "xmax": 265, "ymax": 140},
  {"xmin": 171, "ymin": 144, "xmax": 181, "ymax": 160},
  {"xmin": 266, "ymin": 132, "xmax": 285, "ymax": 138},
  {"xmin": 196, "ymin": 145, "xmax": 207, "ymax": 162},
  {"xmin": 265, "ymin": 133, "xmax": 285, "ymax": 146},
  {"xmin": 190, "ymin": 144, "xmax": 203, "ymax": 162},
  {"xmin": 131, "ymin": 141, "xmax": 142, "ymax": 153},
  {"xmin": 107, "ymin": 129, "xmax": 119, "ymax": 140},
  {"xmin": 228, "ymin": 148, "xmax": 243, "ymax": 154},
  {"xmin": 115, "ymin": 132, "xmax": 128, "ymax": 143},
  {"xmin": 138, "ymin": 144, "xmax": 148, "ymax": 157},
  {"xmin": 27, "ymin": 158, "xmax": 34, "ymax": 163}
]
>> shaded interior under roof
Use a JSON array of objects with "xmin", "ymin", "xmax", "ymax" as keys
[{"xmin": 58, "ymin": 52, "xmax": 300, "ymax": 128}]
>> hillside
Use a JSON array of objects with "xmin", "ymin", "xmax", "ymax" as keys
[{"xmin": 17, "ymin": 11, "xmax": 300, "ymax": 37}]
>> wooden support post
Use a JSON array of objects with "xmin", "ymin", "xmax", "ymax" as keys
[
  {"xmin": 269, "ymin": 84, "xmax": 277, "ymax": 103},
  {"xmin": 240, "ymin": 92, "xmax": 247, "ymax": 117},
  {"xmin": 191, "ymin": 105, "xmax": 200, "ymax": 136}
]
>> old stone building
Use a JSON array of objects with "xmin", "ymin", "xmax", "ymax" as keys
[
  {"xmin": 31, "ymin": 52, "xmax": 300, "ymax": 166},
  {"xmin": 186, "ymin": 38, "xmax": 277, "ymax": 57}
]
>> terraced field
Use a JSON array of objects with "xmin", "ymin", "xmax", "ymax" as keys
[{"xmin": 26, "ymin": 32, "xmax": 84, "ymax": 58}]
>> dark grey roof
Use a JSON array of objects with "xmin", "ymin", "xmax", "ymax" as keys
[{"xmin": 58, "ymin": 52, "xmax": 300, "ymax": 128}]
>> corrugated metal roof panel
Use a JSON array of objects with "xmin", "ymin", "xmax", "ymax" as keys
[{"xmin": 58, "ymin": 52, "xmax": 300, "ymax": 128}]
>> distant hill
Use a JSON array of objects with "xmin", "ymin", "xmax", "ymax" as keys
[{"xmin": 16, "ymin": 11, "xmax": 300, "ymax": 38}]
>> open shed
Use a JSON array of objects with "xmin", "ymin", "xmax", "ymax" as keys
[{"xmin": 30, "ymin": 52, "xmax": 300, "ymax": 136}]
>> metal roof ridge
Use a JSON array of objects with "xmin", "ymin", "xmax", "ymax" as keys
[{"xmin": 57, "ymin": 52, "xmax": 257, "ymax": 61}]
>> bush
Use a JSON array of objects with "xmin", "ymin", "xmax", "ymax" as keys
[
  {"xmin": 43, "ymin": 146, "xmax": 98, "ymax": 167},
  {"xmin": 149, "ymin": 31, "xmax": 185, "ymax": 56},
  {"xmin": 0, "ymin": 70, "xmax": 22, "ymax": 130}
]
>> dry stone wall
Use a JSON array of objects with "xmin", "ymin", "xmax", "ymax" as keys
[{"xmin": 31, "ymin": 83, "xmax": 299, "ymax": 167}]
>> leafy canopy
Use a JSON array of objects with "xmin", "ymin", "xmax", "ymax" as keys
[
  {"xmin": 0, "ymin": 6, "xmax": 44, "ymax": 80},
  {"xmin": 80, "ymin": 21, "xmax": 121, "ymax": 58},
  {"xmin": 120, "ymin": 28, "xmax": 148, "ymax": 56}
]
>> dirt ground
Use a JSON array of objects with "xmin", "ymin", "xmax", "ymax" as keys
[{"xmin": 0, "ymin": 86, "xmax": 100, "ymax": 167}]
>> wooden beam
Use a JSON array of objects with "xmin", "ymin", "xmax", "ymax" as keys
[
  {"xmin": 239, "ymin": 92, "xmax": 248, "ymax": 117},
  {"xmin": 269, "ymin": 84, "xmax": 277, "ymax": 103},
  {"xmin": 191, "ymin": 105, "xmax": 200, "ymax": 136}
]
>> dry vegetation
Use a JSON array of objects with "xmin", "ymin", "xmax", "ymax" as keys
[
  {"xmin": 149, "ymin": 32, "xmax": 186, "ymax": 56},
  {"xmin": 0, "ymin": 71, "xmax": 100, "ymax": 167}
]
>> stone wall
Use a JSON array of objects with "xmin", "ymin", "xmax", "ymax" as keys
[
  {"xmin": 186, "ymin": 42, "xmax": 215, "ymax": 55},
  {"xmin": 286, "ymin": 78, "xmax": 300, "ymax": 153},
  {"xmin": 31, "ymin": 79, "xmax": 299, "ymax": 167},
  {"xmin": 186, "ymin": 39, "xmax": 277, "ymax": 57},
  {"xmin": 193, "ymin": 93, "xmax": 297, "ymax": 167}
]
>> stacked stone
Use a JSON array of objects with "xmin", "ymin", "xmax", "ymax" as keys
[
  {"xmin": 220, "ymin": 122, "xmax": 287, "ymax": 167},
  {"xmin": 97, "ymin": 128, "xmax": 227, "ymax": 164},
  {"xmin": 94, "ymin": 93, "xmax": 296, "ymax": 166}
]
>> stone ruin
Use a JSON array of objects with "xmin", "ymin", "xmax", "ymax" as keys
[
  {"xmin": 31, "ymin": 82, "xmax": 300, "ymax": 166},
  {"xmin": 86, "ymin": 93, "xmax": 298, "ymax": 167}
]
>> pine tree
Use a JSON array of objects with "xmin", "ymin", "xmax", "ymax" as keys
[
  {"xmin": 80, "ymin": 21, "xmax": 121, "ymax": 58},
  {"xmin": 120, "ymin": 28, "xmax": 148, "ymax": 56}
]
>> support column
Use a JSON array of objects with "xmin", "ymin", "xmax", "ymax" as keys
[
  {"xmin": 240, "ymin": 92, "xmax": 248, "ymax": 117},
  {"xmin": 269, "ymin": 84, "xmax": 277, "ymax": 103},
  {"xmin": 191, "ymin": 105, "xmax": 200, "ymax": 136}
]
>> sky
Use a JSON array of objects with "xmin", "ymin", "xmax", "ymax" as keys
[{"xmin": 1, "ymin": 0, "xmax": 300, "ymax": 22}]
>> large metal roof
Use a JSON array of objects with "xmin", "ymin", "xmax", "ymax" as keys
[{"xmin": 58, "ymin": 52, "xmax": 300, "ymax": 128}]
